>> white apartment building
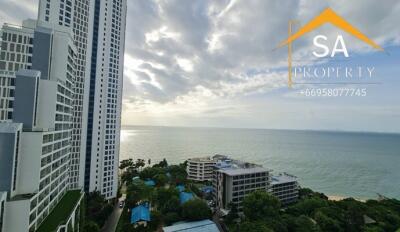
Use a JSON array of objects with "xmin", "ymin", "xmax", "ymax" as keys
[
  {"xmin": 38, "ymin": 0, "xmax": 94, "ymax": 190},
  {"xmin": 213, "ymin": 159, "xmax": 271, "ymax": 212},
  {"xmin": 84, "ymin": 0, "xmax": 127, "ymax": 199},
  {"xmin": 0, "ymin": 21, "xmax": 34, "ymax": 122},
  {"xmin": 271, "ymin": 173, "xmax": 299, "ymax": 205},
  {"xmin": 187, "ymin": 157, "xmax": 218, "ymax": 182},
  {"xmin": 0, "ymin": 20, "xmax": 83, "ymax": 232}
]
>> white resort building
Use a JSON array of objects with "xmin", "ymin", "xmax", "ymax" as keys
[
  {"xmin": 271, "ymin": 173, "xmax": 299, "ymax": 205},
  {"xmin": 187, "ymin": 156, "xmax": 218, "ymax": 182},
  {"xmin": 213, "ymin": 159, "xmax": 271, "ymax": 212}
]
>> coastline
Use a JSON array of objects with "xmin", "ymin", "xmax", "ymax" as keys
[{"xmin": 327, "ymin": 195, "xmax": 367, "ymax": 202}]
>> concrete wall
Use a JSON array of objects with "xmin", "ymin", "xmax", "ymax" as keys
[
  {"xmin": 0, "ymin": 123, "xmax": 22, "ymax": 195},
  {"xmin": 17, "ymin": 132, "xmax": 42, "ymax": 195},
  {"xmin": 13, "ymin": 70, "xmax": 40, "ymax": 129},
  {"xmin": 36, "ymin": 80, "xmax": 57, "ymax": 130},
  {"xmin": 32, "ymin": 27, "xmax": 53, "ymax": 80},
  {"xmin": 50, "ymin": 31, "xmax": 75, "ymax": 84},
  {"xmin": 0, "ymin": 192, "xmax": 6, "ymax": 232},
  {"xmin": 4, "ymin": 198, "xmax": 30, "ymax": 232}
]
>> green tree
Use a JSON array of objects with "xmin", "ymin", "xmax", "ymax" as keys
[
  {"xmin": 181, "ymin": 199, "xmax": 212, "ymax": 221},
  {"xmin": 135, "ymin": 159, "xmax": 146, "ymax": 169},
  {"xmin": 287, "ymin": 197, "xmax": 328, "ymax": 216},
  {"xmin": 238, "ymin": 221, "xmax": 273, "ymax": 232},
  {"xmin": 149, "ymin": 210, "xmax": 163, "ymax": 231},
  {"xmin": 294, "ymin": 215, "xmax": 320, "ymax": 232},
  {"xmin": 314, "ymin": 210, "xmax": 342, "ymax": 232},
  {"xmin": 154, "ymin": 173, "xmax": 168, "ymax": 187},
  {"xmin": 242, "ymin": 191, "xmax": 280, "ymax": 220},
  {"xmin": 364, "ymin": 226, "xmax": 385, "ymax": 232},
  {"xmin": 164, "ymin": 212, "xmax": 182, "ymax": 226},
  {"xmin": 153, "ymin": 158, "xmax": 168, "ymax": 168},
  {"xmin": 154, "ymin": 187, "xmax": 179, "ymax": 209},
  {"xmin": 225, "ymin": 202, "xmax": 239, "ymax": 224},
  {"xmin": 85, "ymin": 192, "xmax": 113, "ymax": 228},
  {"xmin": 168, "ymin": 165, "xmax": 187, "ymax": 184},
  {"xmin": 119, "ymin": 158, "xmax": 134, "ymax": 169},
  {"xmin": 163, "ymin": 196, "xmax": 181, "ymax": 214},
  {"xmin": 344, "ymin": 202, "xmax": 365, "ymax": 232},
  {"xmin": 139, "ymin": 167, "xmax": 165, "ymax": 180},
  {"xmin": 83, "ymin": 221, "xmax": 100, "ymax": 232}
]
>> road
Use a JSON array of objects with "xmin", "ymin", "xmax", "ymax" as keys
[{"xmin": 100, "ymin": 194, "xmax": 126, "ymax": 232}]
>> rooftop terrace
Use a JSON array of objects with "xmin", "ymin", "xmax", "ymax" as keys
[
  {"xmin": 271, "ymin": 173, "xmax": 298, "ymax": 185},
  {"xmin": 37, "ymin": 190, "xmax": 83, "ymax": 232}
]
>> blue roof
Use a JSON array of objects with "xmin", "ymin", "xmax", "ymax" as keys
[
  {"xmin": 176, "ymin": 185, "xmax": 185, "ymax": 192},
  {"xmin": 201, "ymin": 186, "xmax": 214, "ymax": 193},
  {"xmin": 144, "ymin": 179, "xmax": 155, "ymax": 187},
  {"xmin": 179, "ymin": 192, "xmax": 194, "ymax": 204},
  {"xmin": 131, "ymin": 204, "xmax": 150, "ymax": 224},
  {"xmin": 163, "ymin": 219, "xmax": 219, "ymax": 232}
]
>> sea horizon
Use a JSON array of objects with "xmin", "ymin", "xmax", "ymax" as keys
[
  {"xmin": 121, "ymin": 124, "xmax": 400, "ymax": 136},
  {"xmin": 120, "ymin": 125, "xmax": 400, "ymax": 200}
]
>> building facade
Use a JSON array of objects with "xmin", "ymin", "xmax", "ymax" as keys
[
  {"xmin": 0, "ymin": 191, "xmax": 6, "ymax": 232},
  {"xmin": 37, "ymin": 0, "xmax": 127, "ymax": 200},
  {"xmin": 187, "ymin": 157, "xmax": 218, "ymax": 182},
  {"xmin": 213, "ymin": 159, "xmax": 271, "ymax": 212},
  {"xmin": 38, "ymin": 0, "xmax": 94, "ymax": 190},
  {"xmin": 0, "ymin": 21, "xmax": 34, "ymax": 122},
  {"xmin": 271, "ymin": 173, "xmax": 299, "ymax": 206},
  {"xmin": 84, "ymin": 0, "xmax": 127, "ymax": 199},
  {"xmin": 0, "ymin": 21, "xmax": 83, "ymax": 232}
]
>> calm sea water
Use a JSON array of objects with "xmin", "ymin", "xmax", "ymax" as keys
[{"xmin": 120, "ymin": 126, "xmax": 400, "ymax": 199}]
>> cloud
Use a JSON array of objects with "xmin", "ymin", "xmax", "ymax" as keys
[
  {"xmin": 1, "ymin": 0, "xmax": 400, "ymax": 131},
  {"xmin": 122, "ymin": 0, "xmax": 400, "ymax": 123},
  {"xmin": 0, "ymin": 0, "xmax": 38, "ymax": 24}
]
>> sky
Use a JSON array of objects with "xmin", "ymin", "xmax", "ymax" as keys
[{"xmin": 1, "ymin": 0, "xmax": 399, "ymax": 133}]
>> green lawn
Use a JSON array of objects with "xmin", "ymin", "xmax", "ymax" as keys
[{"xmin": 37, "ymin": 190, "xmax": 83, "ymax": 232}]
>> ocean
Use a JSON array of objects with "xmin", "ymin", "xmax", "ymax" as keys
[{"xmin": 120, "ymin": 126, "xmax": 400, "ymax": 199}]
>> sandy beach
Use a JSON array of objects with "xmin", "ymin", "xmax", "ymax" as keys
[{"xmin": 328, "ymin": 195, "xmax": 367, "ymax": 202}]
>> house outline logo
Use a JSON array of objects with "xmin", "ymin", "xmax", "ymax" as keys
[{"xmin": 278, "ymin": 7, "xmax": 384, "ymax": 88}]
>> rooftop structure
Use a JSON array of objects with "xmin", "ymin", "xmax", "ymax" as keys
[
  {"xmin": 131, "ymin": 203, "xmax": 151, "ymax": 226},
  {"xmin": 176, "ymin": 185, "xmax": 185, "ymax": 192},
  {"xmin": 271, "ymin": 173, "xmax": 299, "ymax": 205},
  {"xmin": 162, "ymin": 219, "xmax": 219, "ymax": 232},
  {"xmin": 144, "ymin": 180, "xmax": 156, "ymax": 187},
  {"xmin": 180, "ymin": 192, "xmax": 194, "ymax": 204}
]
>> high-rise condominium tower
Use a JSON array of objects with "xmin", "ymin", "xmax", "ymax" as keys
[
  {"xmin": 0, "ymin": 20, "xmax": 83, "ymax": 232},
  {"xmin": 38, "ymin": 0, "xmax": 94, "ymax": 190},
  {"xmin": 84, "ymin": 0, "xmax": 127, "ymax": 199},
  {"xmin": 38, "ymin": 0, "xmax": 127, "ymax": 200},
  {"xmin": 0, "ymin": 22, "xmax": 34, "ymax": 122}
]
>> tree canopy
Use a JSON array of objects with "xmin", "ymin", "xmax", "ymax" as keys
[
  {"xmin": 181, "ymin": 199, "xmax": 212, "ymax": 221},
  {"xmin": 242, "ymin": 190, "xmax": 281, "ymax": 220}
]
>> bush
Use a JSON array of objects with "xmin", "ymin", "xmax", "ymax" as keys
[
  {"xmin": 164, "ymin": 212, "xmax": 182, "ymax": 226},
  {"xmin": 242, "ymin": 191, "xmax": 280, "ymax": 220},
  {"xmin": 83, "ymin": 221, "xmax": 100, "ymax": 232},
  {"xmin": 181, "ymin": 199, "xmax": 211, "ymax": 221},
  {"xmin": 238, "ymin": 221, "xmax": 273, "ymax": 232}
]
